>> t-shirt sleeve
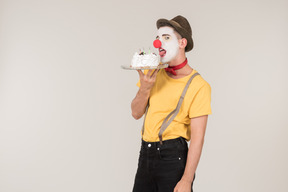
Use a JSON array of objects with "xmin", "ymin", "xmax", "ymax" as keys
[{"xmin": 188, "ymin": 83, "xmax": 212, "ymax": 118}]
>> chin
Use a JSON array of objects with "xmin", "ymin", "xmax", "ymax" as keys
[
  {"xmin": 161, "ymin": 56, "xmax": 175, "ymax": 64},
  {"xmin": 160, "ymin": 59, "xmax": 167, "ymax": 63},
  {"xmin": 161, "ymin": 56, "xmax": 171, "ymax": 63}
]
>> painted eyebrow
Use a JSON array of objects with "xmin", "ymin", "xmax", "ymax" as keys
[{"xmin": 156, "ymin": 34, "xmax": 171, "ymax": 39}]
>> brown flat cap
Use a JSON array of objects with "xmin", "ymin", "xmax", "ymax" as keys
[{"xmin": 156, "ymin": 15, "xmax": 193, "ymax": 52}]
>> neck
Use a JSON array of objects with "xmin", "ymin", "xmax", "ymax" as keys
[
  {"xmin": 166, "ymin": 53, "xmax": 193, "ymax": 77},
  {"xmin": 168, "ymin": 53, "xmax": 186, "ymax": 67}
]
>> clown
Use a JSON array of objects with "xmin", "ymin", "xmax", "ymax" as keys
[
  {"xmin": 152, "ymin": 17, "xmax": 194, "ymax": 77},
  {"xmin": 131, "ymin": 15, "xmax": 212, "ymax": 192},
  {"xmin": 155, "ymin": 26, "xmax": 180, "ymax": 64}
]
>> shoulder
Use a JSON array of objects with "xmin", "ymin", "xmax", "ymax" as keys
[{"xmin": 191, "ymin": 71, "xmax": 211, "ymax": 91}]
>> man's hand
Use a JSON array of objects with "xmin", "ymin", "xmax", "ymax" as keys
[
  {"xmin": 173, "ymin": 178, "xmax": 192, "ymax": 192},
  {"xmin": 174, "ymin": 115, "xmax": 208, "ymax": 192},
  {"xmin": 137, "ymin": 69, "xmax": 159, "ymax": 92},
  {"xmin": 131, "ymin": 69, "xmax": 160, "ymax": 119}
]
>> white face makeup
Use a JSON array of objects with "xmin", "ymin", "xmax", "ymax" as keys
[{"xmin": 156, "ymin": 26, "xmax": 179, "ymax": 63}]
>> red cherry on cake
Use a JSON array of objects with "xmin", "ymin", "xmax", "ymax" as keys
[{"xmin": 153, "ymin": 39, "xmax": 162, "ymax": 48}]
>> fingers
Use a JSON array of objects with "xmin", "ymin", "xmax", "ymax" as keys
[
  {"xmin": 146, "ymin": 69, "xmax": 154, "ymax": 77},
  {"xmin": 137, "ymin": 70, "xmax": 144, "ymax": 77},
  {"xmin": 151, "ymin": 69, "xmax": 160, "ymax": 78},
  {"xmin": 173, "ymin": 187, "xmax": 178, "ymax": 192},
  {"xmin": 137, "ymin": 69, "xmax": 160, "ymax": 80}
]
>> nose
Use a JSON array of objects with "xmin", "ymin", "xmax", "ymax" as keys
[{"xmin": 153, "ymin": 39, "xmax": 162, "ymax": 48}]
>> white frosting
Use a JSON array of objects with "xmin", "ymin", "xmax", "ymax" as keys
[{"xmin": 131, "ymin": 52, "xmax": 159, "ymax": 67}]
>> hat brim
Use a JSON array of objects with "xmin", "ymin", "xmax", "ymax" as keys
[{"xmin": 156, "ymin": 19, "xmax": 193, "ymax": 52}]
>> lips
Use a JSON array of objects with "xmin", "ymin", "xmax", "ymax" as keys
[{"xmin": 159, "ymin": 47, "xmax": 166, "ymax": 57}]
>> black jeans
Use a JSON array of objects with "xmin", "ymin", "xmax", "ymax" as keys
[{"xmin": 132, "ymin": 137, "xmax": 195, "ymax": 192}]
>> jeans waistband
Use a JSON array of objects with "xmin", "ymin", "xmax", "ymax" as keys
[{"xmin": 141, "ymin": 137, "xmax": 186, "ymax": 149}]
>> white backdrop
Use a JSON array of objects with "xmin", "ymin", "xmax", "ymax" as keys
[{"xmin": 0, "ymin": 0, "xmax": 287, "ymax": 191}]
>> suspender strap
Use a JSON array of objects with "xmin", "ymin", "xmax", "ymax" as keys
[
  {"xmin": 158, "ymin": 72, "xmax": 200, "ymax": 144},
  {"xmin": 141, "ymin": 72, "xmax": 200, "ymax": 143}
]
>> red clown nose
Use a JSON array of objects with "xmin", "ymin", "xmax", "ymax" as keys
[{"xmin": 153, "ymin": 39, "xmax": 162, "ymax": 48}]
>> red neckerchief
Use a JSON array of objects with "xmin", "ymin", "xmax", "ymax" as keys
[{"xmin": 165, "ymin": 58, "xmax": 188, "ymax": 76}]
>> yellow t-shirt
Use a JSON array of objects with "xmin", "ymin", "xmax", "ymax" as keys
[{"xmin": 137, "ymin": 69, "xmax": 212, "ymax": 142}]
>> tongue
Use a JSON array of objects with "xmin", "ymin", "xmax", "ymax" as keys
[{"xmin": 159, "ymin": 50, "xmax": 166, "ymax": 57}]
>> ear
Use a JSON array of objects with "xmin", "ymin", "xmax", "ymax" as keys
[{"xmin": 179, "ymin": 38, "xmax": 187, "ymax": 49}]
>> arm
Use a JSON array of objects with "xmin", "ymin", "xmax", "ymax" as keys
[
  {"xmin": 131, "ymin": 88, "xmax": 150, "ymax": 120},
  {"xmin": 174, "ymin": 115, "xmax": 208, "ymax": 192},
  {"xmin": 131, "ymin": 69, "xmax": 159, "ymax": 120}
]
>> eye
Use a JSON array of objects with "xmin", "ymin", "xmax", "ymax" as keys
[
  {"xmin": 164, "ymin": 36, "xmax": 170, "ymax": 40},
  {"xmin": 156, "ymin": 36, "xmax": 159, "ymax": 40}
]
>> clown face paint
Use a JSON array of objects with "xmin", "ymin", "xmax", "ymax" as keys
[{"xmin": 156, "ymin": 26, "xmax": 179, "ymax": 63}]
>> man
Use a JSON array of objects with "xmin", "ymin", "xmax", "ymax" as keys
[{"xmin": 131, "ymin": 15, "xmax": 212, "ymax": 192}]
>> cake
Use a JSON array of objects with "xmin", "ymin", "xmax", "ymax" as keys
[{"xmin": 131, "ymin": 51, "xmax": 160, "ymax": 68}]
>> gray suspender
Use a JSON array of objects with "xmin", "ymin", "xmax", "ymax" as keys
[{"xmin": 141, "ymin": 72, "xmax": 200, "ymax": 144}]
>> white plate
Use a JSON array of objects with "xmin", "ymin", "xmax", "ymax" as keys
[{"xmin": 121, "ymin": 64, "xmax": 168, "ymax": 70}]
